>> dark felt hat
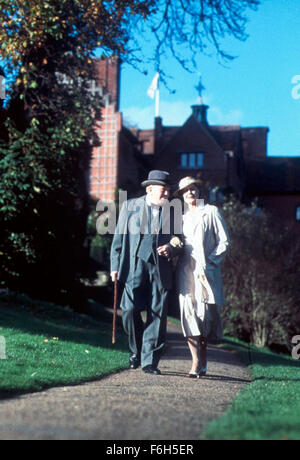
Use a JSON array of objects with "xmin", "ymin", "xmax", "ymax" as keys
[{"xmin": 141, "ymin": 170, "xmax": 171, "ymax": 187}]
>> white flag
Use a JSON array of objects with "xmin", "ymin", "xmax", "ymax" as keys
[{"xmin": 147, "ymin": 73, "xmax": 159, "ymax": 99}]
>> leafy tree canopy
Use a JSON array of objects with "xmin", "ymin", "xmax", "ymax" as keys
[
  {"xmin": 0, "ymin": 0, "xmax": 260, "ymax": 84},
  {"xmin": 0, "ymin": 0, "xmax": 260, "ymax": 301}
]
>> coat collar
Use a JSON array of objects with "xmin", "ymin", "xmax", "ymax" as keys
[{"xmin": 184, "ymin": 203, "xmax": 209, "ymax": 218}]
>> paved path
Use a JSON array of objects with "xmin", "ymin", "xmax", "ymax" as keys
[{"xmin": 0, "ymin": 322, "xmax": 251, "ymax": 440}]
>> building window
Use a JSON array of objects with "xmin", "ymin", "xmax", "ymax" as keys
[
  {"xmin": 180, "ymin": 152, "xmax": 204, "ymax": 169},
  {"xmin": 296, "ymin": 206, "xmax": 300, "ymax": 221}
]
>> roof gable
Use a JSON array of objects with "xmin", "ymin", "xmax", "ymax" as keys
[{"xmin": 157, "ymin": 114, "xmax": 225, "ymax": 160}]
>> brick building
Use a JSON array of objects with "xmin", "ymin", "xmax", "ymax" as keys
[
  {"xmin": 89, "ymin": 57, "xmax": 122, "ymax": 202},
  {"xmin": 90, "ymin": 59, "xmax": 300, "ymax": 227},
  {"xmin": 89, "ymin": 58, "xmax": 147, "ymax": 202},
  {"xmin": 133, "ymin": 108, "xmax": 300, "ymax": 226},
  {"xmin": 133, "ymin": 105, "xmax": 269, "ymax": 198}
]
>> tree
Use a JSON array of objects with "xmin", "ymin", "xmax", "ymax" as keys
[
  {"xmin": 0, "ymin": 0, "xmax": 260, "ymax": 303},
  {"xmin": 133, "ymin": 0, "xmax": 260, "ymax": 76}
]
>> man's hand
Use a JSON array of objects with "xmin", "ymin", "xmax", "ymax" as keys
[
  {"xmin": 157, "ymin": 245, "xmax": 171, "ymax": 258},
  {"xmin": 111, "ymin": 271, "xmax": 118, "ymax": 282}
]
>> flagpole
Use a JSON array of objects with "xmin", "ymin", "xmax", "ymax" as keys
[{"xmin": 155, "ymin": 85, "xmax": 160, "ymax": 118}]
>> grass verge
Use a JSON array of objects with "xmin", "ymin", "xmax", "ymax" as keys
[
  {"xmin": 204, "ymin": 337, "xmax": 300, "ymax": 440},
  {"xmin": 0, "ymin": 292, "xmax": 128, "ymax": 395}
]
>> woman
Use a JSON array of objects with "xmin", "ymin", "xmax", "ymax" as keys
[{"xmin": 174, "ymin": 177, "xmax": 230, "ymax": 378}]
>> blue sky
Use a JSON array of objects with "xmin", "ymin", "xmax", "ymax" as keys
[{"xmin": 120, "ymin": 0, "xmax": 300, "ymax": 157}]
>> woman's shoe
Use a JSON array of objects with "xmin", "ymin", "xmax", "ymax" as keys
[
  {"xmin": 185, "ymin": 370, "xmax": 199, "ymax": 378},
  {"xmin": 185, "ymin": 367, "xmax": 207, "ymax": 378}
]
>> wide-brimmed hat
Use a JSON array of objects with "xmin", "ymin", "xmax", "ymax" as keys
[
  {"xmin": 141, "ymin": 170, "xmax": 171, "ymax": 188},
  {"xmin": 173, "ymin": 176, "xmax": 202, "ymax": 197}
]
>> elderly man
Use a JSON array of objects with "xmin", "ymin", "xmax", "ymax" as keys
[{"xmin": 110, "ymin": 171, "xmax": 182, "ymax": 375}]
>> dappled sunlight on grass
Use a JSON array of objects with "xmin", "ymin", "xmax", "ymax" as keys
[{"xmin": 0, "ymin": 293, "xmax": 128, "ymax": 395}]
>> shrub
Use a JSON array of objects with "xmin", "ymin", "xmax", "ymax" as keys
[{"xmin": 221, "ymin": 197, "xmax": 300, "ymax": 350}]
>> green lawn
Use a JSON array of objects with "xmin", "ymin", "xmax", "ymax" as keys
[
  {"xmin": 204, "ymin": 337, "xmax": 300, "ymax": 440},
  {"xmin": 2, "ymin": 293, "xmax": 300, "ymax": 441},
  {"xmin": 0, "ymin": 292, "xmax": 128, "ymax": 395}
]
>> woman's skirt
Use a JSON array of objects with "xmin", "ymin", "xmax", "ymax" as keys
[{"xmin": 177, "ymin": 256, "xmax": 223, "ymax": 342}]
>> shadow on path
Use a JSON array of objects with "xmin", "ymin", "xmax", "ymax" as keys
[{"xmin": 0, "ymin": 321, "xmax": 253, "ymax": 440}]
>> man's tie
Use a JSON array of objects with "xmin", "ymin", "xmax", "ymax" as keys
[{"xmin": 148, "ymin": 205, "xmax": 161, "ymax": 235}]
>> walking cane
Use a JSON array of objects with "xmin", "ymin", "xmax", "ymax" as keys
[{"xmin": 112, "ymin": 278, "xmax": 118, "ymax": 345}]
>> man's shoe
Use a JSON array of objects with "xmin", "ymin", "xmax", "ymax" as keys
[
  {"xmin": 129, "ymin": 354, "xmax": 140, "ymax": 369},
  {"xmin": 142, "ymin": 365, "xmax": 161, "ymax": 375},
  {"xmin": 198, "ymin": 367, "xmax": 207, "ymax": 377}
]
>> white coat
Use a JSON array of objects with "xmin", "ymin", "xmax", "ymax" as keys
[{"xmin": 177, "ymin": 204, "xmax": 230, "ymax": 338}]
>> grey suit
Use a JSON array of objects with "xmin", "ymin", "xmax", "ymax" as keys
[{"xmin": 111, "ymin": 195, "xmax": 182, "ymax": 368}]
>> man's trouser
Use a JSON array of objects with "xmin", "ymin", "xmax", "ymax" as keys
[{"xmin": 121, "ymin": 257, "xmax": 169, "ymax": 368}]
